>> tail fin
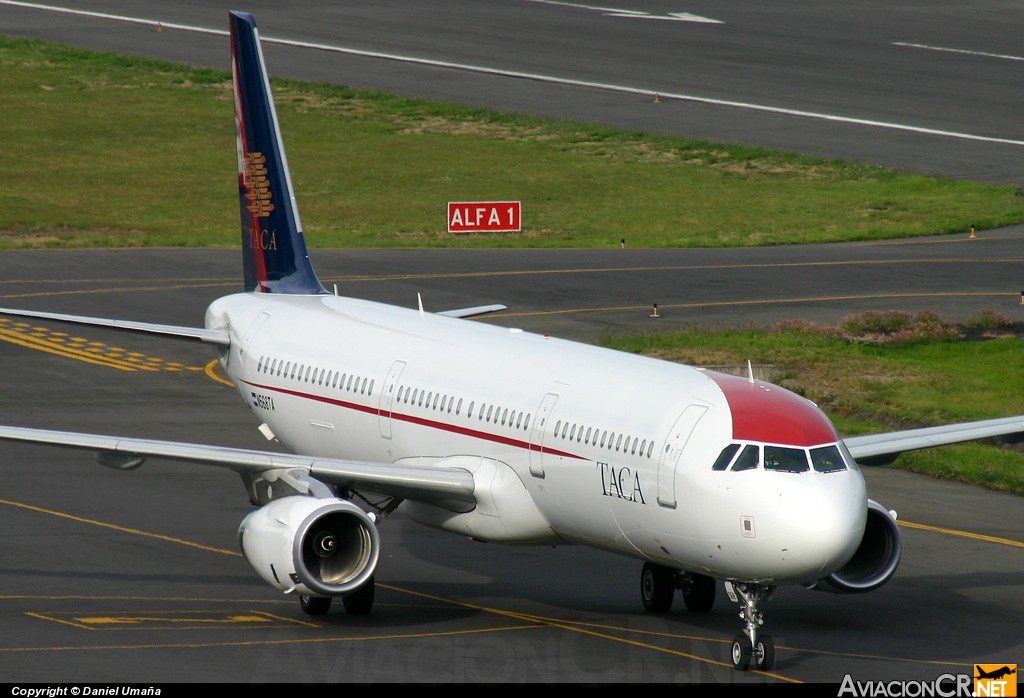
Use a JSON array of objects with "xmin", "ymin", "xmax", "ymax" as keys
[{"xmin": 229, "ymin": 11, "xmax": 326, "ymax": 295}]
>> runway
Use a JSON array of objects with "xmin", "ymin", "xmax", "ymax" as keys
[{"xmin": 0, "ymin": 0, "xmax": 1022, "ymax": 687}]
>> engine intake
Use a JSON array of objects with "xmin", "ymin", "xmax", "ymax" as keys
[
  {"xmin": 239, "ymin": 496, "xmax": 380, "ymax": 597},
  {"xmin": 814, "ymin": 499, "xmax": 901, "ymax": 593}
]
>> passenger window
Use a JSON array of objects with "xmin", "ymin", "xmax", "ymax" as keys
[
  {"xmin": 732, "ymin": 445, "xmax": 760, "ymax": 472},
  {"xmin": 647, "ymin": 442, "xmax": 654, "ymax": 458},
  {"xmin": 502, "ymin": 408, "xmax": 508, "ymax": 425},
  {"xmin": 810, "ymin": 445, "xmax": 847, "ymax": 473},
  {"xmin": 468, "ymin": 401, "xmax": 475, "ymax": 418},
  {"xmin": 456, "ymin": 398, "xmax": 462, "ymax": 415},
  {"xmin": 764, "ymin": 445, "xmax": 810, "ymax": 473},
  {"xmin": 616, "ymin": 434, "xmax": 623, "ymax": 451},
  {"xmin": 585, "ymin": 427, "xmax": 592, "ymax": 444}
]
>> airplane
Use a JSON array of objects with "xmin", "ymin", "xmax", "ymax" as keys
[
  {"xmin": 2, "ymin": 10, "xmax": 1024, "ymax": 672},
  {"xmin": 976, "ymin": 666, "xmax": 1017, "ymax": 681}
]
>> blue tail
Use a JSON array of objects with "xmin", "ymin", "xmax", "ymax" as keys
[{"xmin": 229, "ymin": 11, "xmax": 326, "ymax": 295}]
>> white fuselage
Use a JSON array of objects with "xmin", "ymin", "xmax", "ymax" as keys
[{"xmin": 206, "ymin": 291, "xmax": 868, "ymax": 584}]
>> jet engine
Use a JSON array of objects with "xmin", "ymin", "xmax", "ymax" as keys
[
  {"xmin": 238, "ymin": 495, "xmax": 380, "ymax": 597},
  {"xmin": 813, "ymin": 499, "xmax": 901, "ymax": 593}
]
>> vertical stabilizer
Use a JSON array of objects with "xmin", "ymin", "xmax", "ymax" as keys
[{"xmin": 229, "ymin": 11, "xmax": 326, "ymax": 295}]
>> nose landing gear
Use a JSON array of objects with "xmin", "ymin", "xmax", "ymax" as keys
[{"xmin": 726, "ymin": 581, "xmax": 776, "ymax": 671}]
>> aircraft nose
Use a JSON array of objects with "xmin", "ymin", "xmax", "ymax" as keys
[{"xmin": 768, "ymin": 471, "xmax": 867, "ymax": 579}]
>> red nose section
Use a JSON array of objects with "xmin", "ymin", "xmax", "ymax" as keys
[{"xmin": 705, "ymin": 370, "xmax": 839, "ymax": 446}]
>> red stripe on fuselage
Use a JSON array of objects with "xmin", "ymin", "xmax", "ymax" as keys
[
  {"xmin": 704, "ymin": 370, "xmax": 838, "ymax": 446},
  {"xmin": 242, "ymin": 379, "xmax": 586, "ymax": 460}
]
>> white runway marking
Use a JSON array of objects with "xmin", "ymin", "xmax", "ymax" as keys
[
  {"xmin": 4, "ymin": 1, "xmax": 1023, "ymax": 147},
  {"xmin": 894, "ymin": 42, "xmax": 1024, "ymax": 63}
]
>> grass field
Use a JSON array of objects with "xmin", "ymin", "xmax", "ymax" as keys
[
  {"xmin": 3, "ymin": 36, "xmax": 1022, "ymax": 495},
  {"xmin": 3, "ymin": 36, "xmax": 1023, "ymax": 249}
]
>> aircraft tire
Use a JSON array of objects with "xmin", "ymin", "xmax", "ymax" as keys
[
  {"xmin": 300, "ymin": 595, "xmax": 332, "ymax": 616},
  {"xmin": 754, "ymin": 634, "xmax": 775, "ymax": 671},
  {"xmin": 640, "ymin": 562, "xmax": 675, "ymax": 613},
  {"xmin": 342, "ymin": 576, "xmax": 375, "ymax": 615},
  {"xmin": 731, "ymin": 633, "xmax": 752, "ymax": 671},
  {"xmin": 681, "ymin": 573, "xmax": 716, "ymax": 612}
]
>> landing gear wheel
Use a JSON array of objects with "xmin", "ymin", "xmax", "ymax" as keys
[
  {"xmin": 681, "ymin": 573, "xmax": 716, "ymax": 612},
  {"xmin": 342, "ymin": 576, "xmax": 375, "ymax": 615},
  {"xmin": 640, "ymin": 562, "xmax": 675, "ymax": 613},
  {"xmin": 731, "ymin": 633, "xmax": 752, "ymax": 671},
  {"xmin": 299, "ymin": 595, "xmax": 331, "ymax": 616},
  {"xmin": 754, "ymin": 634, "xmax": 775, "ymax": 671}
]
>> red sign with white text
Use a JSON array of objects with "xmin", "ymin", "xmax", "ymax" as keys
[{"xmin": 448, "ymin": 201, "xmax": 521, "ymax": 233}]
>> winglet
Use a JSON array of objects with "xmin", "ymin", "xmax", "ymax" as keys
[{"xmin": 229, "ymin": 11, "xmax": 326, "ymax": 295}]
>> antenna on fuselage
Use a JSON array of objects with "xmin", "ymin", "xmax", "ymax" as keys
[
  {"xmin": 417, "ymin": 292, "xmax": 425, "ymax": 319},
  {"xmin": 747, "ymin": 360, "xmax": 755, "ymax": 383}
]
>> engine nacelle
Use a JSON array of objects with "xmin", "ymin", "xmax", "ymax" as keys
[
  {"xmin": 238, "ymin": 496, "xmax": 380, "ymax": 597},
  {"xmin": 813, "ymin": 499, "xmax": 901, "ymax": 594}
]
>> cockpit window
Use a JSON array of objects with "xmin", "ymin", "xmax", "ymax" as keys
[
  {"xmin": 810, "ymin": 445, "xmax": 847, "ymax": 472},
  {"xmin": 711, "ymin": 443, "xmax": 741, "ymax": 471},
  {"xmin": 763, "ymin": 445, "xmax": 809, "ymax": 473},
  {"xmin": 731, "ymin": 444, "xmax": 760, "ymax": 472}
]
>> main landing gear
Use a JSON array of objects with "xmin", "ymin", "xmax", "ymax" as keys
[
  {"xmin": 639, "ymin": 562, "xmax": 717, "ymax": 613},
  {"xmin": 299, "ymin": 576, "xmax": 376, "ymax": 617},
  {"xmin": 726, "ymin": 582, "xmax": 776, "ymax": 671}
]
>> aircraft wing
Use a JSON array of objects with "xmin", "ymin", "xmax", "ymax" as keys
[
  {"xmin": 0, "ymin": 425, "xmax": 476, "ymax": 509},
  {"xmin": 0, "ymin": 307, "xmax": 230, "ymax": 346},
  {"xmin": 844, "ymin": 415, "xmax": 1024, "ymax": 465},
  {"xmin": 437, "ymin": 304, "xmax": 507, "ymax": 319}
]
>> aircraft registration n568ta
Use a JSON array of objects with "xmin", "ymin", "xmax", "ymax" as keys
[{"xmin": 2, "ymin": 11, "xmax": 1024, "ymax": 673}]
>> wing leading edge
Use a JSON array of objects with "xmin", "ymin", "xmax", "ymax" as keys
[
  {"xmin": 844, "ymin": 415, "xmax": 1024, "ymax": 466},
  {"xmin": 0, "ymin": 425, "xmax": 476, "ymax": 510}
]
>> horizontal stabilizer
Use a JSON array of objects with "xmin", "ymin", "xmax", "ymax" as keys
[{"xmin": 0, "ymin": 307, "xmax": 230, "ymax": 346}]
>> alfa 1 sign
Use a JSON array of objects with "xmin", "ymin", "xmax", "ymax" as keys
[{"xmin": 447, "ymin": 201, "xmax": 521, "ymax": 233}]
